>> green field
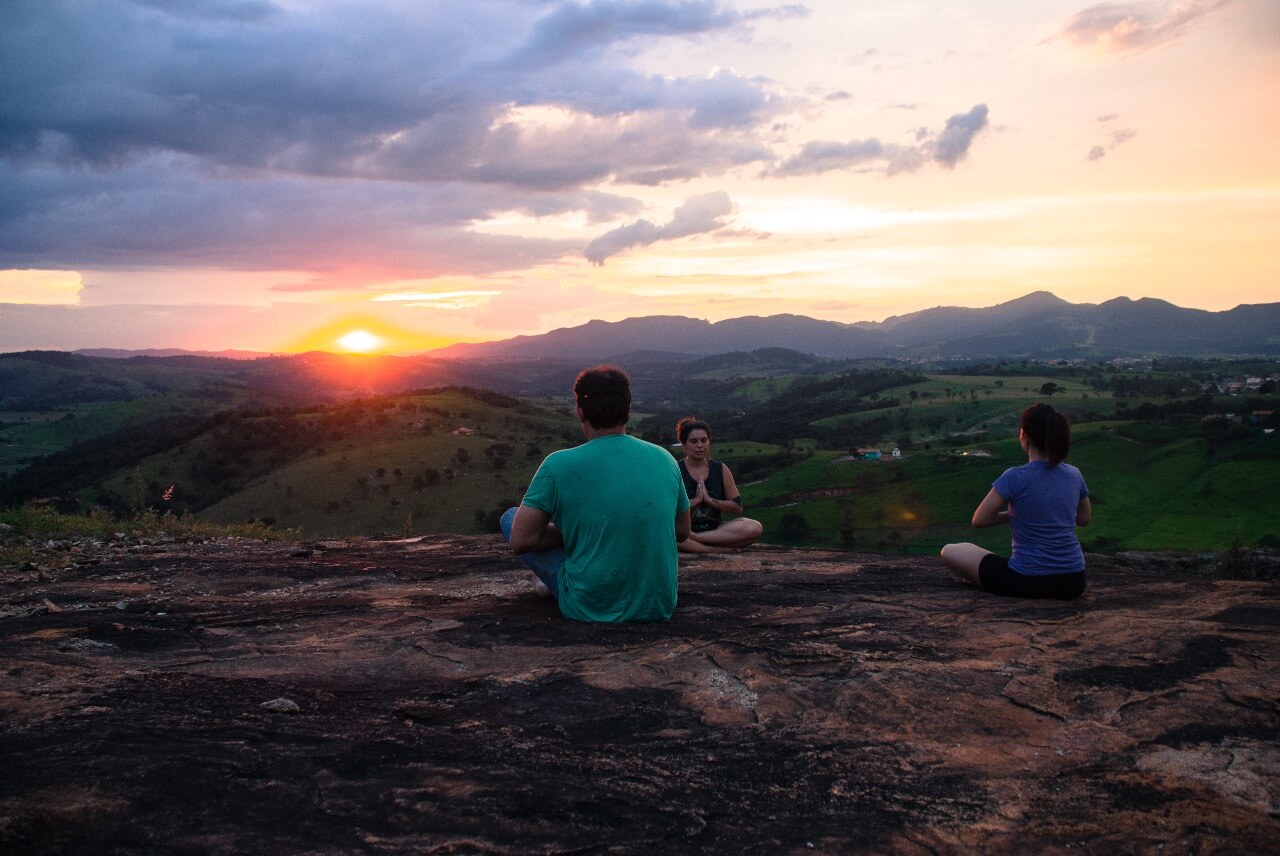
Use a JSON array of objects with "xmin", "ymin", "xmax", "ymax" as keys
[
  {"xmin": 0, "ymin": 390, "xmax": 252, "ymax": 475},
  {"xmin": 744, "ymin": 422, "xmax": 1279, "ymax": 554},
  {"xmin": 101, "ymin": 389, "xmax": 580, "ymax": 538},
  {"xmin": 4, "ymin": 357, "xmax": 1276, "ymax": 554}
]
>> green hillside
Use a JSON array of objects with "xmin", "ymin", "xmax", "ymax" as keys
[
  {"xmin": 96, "ymin": 388, "xmax": 581, "ymax": 537},
  {"xmin": 3, "ymin": 352, "xmax": 1276, "ymax": 553},
  {"xmin": 0, "ymin": 388, "xmax": 263, "ymax": 476},
  {"xmin": 744, "ymin": 422, "xmax": 1280, "ymax": 554}
]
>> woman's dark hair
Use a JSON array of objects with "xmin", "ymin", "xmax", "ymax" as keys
[
  {"xmin": 676, "ymin": 417, "xmax": 711, "ymax": 444},
  {"xmin": 574, "ymin": 365, "xmax": 630, "ymax": 429},
  {"xmin": 1021, "ymin": 403, "xmax": 1071, "ymax": 464}
]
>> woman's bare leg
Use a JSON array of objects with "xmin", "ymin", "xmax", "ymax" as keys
[
  {"xmin": 678, "ymin": 518, "xmax": 764, "ymax": 553},
  {"xmin": 678, "ymin": 536, "xmax": 720, "ymax": 553},
  {"xmin": 940, "ymin": 542, "xmax": 991, "ymax": 586}
]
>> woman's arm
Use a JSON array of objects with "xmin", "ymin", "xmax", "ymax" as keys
[
  {"xmin": 971, "ymin": 487, "xmax": 1009, "ymax": 528},
  {"xmin": 1076, "ymin": 496, "xmax": 1092, "ymax": 527},
  {"xmin": 701, "ymin": 464, "xmax": 745, "ymax": 517}
]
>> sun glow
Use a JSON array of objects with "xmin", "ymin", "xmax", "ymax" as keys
[
  {"xmin": 286, "ymin": 315, "xmax": 466, "ymax": 354},
  {"xmin": 337, "ymin": 329, "xmax": 383, "ymax": 353}
]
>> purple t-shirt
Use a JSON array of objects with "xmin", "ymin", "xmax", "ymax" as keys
[{"xmin": 993, "ymin": 460, "xmax": 1089, "ymax": 575}]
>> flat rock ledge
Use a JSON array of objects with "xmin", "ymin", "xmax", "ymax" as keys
[{"xmin": 1, "ymin": 537, "xmax": 1277, "ymax": 855}]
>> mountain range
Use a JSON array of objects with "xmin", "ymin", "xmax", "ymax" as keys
[{"xmin": 431, "ymin": 292, "xmax": 1280, "ymax": 361}]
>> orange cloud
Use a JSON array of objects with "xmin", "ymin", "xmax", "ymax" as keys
[{"xmin": 1049, "ymin": 1, "xmax": 1233, "ymax": 55}]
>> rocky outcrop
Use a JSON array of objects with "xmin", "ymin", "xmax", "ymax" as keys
[{"xmin": 1, "ymin": 537, "xmax": 1277, "ymax": 854}]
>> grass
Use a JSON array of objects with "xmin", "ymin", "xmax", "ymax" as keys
[
  {"xmin": 8, "ymin": 368, "xmax": 1276, "ymax": 557},
  {"xmin": 117, "ymin": 389, "xmax": 581, "ymax": 538},
  {"xmin": 0, "ymin": 504, "xmax": 294, "ymax": 567},
  {"xmin": 745, "ymin": 422, "xmax": 1280, "ymax": 555},
  {"xmin": 729, "ymin": 376, "xmax": 801, "ymax": 402},
  {"xmin": 0, "ymin": 391, "xmax": 248, "ymax": 475}
]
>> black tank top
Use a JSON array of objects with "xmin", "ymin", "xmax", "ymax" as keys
[{"xmin": 679, "ymin": 458, "xmax": 726, "ymax": 532}]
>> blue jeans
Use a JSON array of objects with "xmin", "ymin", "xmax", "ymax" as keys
[{"xmin": 500, "ymin": 507, "xmax": 563, "ymax": 599}]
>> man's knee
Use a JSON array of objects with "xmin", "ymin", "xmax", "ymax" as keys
[{"xmin": 500, "ymin": 506, "xmax": 519, "ymax": 542}]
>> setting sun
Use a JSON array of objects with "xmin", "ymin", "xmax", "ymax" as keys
[{"xmin": 337, "ymin": 329, "xmax": 382, "ymax": 353}]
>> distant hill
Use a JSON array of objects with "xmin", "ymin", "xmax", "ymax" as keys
[
  {"xmin": 434, "ymin": 314, "xmax": 888, "ymax": 361},
  {"xmin": 432, "ymin": 292, "xmax": 1280, "ymax": 361},
  {"xmin": 0, "ymin": 350, "xmax": 518, "ymax": 410},
  {"xmin": 74, "ymin": 348, "xmax": 274, "ymax": 360}
]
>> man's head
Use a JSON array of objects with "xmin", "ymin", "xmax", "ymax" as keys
[{"xmin": 573, "ymin": 365, "xmax": 631, "ymax": 429}]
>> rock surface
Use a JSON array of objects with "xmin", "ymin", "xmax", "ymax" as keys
[{"xmin": 0, "ymin": 536, "xmax": 1277, "ymax": 854}]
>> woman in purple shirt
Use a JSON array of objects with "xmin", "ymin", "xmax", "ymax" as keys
[{"xmin": 941, "ymin": 403, "xmax": 1092, "ymax": 600}]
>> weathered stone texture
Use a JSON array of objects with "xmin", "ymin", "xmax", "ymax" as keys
[{"xmin": 1, "ymin": 537, "xmax": 1277, "ymax": 854}]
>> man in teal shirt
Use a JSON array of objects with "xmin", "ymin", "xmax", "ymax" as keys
[{"xmin": 502, "ymin": 366, "xmax": 691, "ymax": 622}]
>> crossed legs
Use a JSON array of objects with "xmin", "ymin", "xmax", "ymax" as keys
[
  {"xmin": 500, "ymin": 507, "xmax": 561, "ymax": 599},
  {"xmin": 678, "ymin": 517, "xmax": 765, "ymax": 553},
  {"xmin": 940, "ymin": 542, "xmax": 992, "ymax": 587}
]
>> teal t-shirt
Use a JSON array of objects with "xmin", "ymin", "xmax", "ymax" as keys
[{"xmin": 522, "ymin": 433, "xmax": 690, "ymax": 622}]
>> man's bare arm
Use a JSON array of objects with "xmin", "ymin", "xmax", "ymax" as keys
[
  {"xmin": 508, "ymin": 504, "xmax": 563, "ymax": 554},
  {"xmin": 675, "ymin": 508, "xmax": 691, "ymax": 543}
]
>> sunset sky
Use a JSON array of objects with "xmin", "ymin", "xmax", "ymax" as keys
[{"xmin": 2, "ymin": 0, "xmax": 1277, "ymax": 354}]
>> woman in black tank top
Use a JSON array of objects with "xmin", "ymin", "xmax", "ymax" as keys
[{"xmin": 675, "ymin": 418, "xmax": 764, "ymax": 553}]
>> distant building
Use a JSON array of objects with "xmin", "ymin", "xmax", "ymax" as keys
[{"xmin": 891, "ymin": 447, "xmax": 902, "ymax": 459}]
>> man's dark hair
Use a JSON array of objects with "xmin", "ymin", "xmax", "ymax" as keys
[{"xmin": 574, "ymin": 365, "xmax": 631, "ymax": 429}]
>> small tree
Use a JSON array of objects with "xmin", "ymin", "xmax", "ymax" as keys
[{"xmin": 1040, "ymin": 382, "xmax": 1060, "ymax": 397}]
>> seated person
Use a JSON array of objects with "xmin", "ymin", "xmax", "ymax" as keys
[
  {"xmin": 940, "ymin": 403, "xmax": 1091, "ymax": 600},
  {"xmin": 673, "ymin": 417, "xmax": 764, "ymax": 553},
  {"xmin": 501, "ymin": 365, "xmax": 691, "ymax": 622}
]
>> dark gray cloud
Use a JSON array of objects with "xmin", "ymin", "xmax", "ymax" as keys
[
  {"xmin": 585, "ymin": 191, "xmax": 734, "ymax": 265},
  {"xmin": 0, "ymin": 154, "xmax": 578, "ymax": 277},
  {"xmin": 771, "ymin": 104, "xmax": 988, "ymax": 177},
  {"xmin": 0, "ymin": 0, "xmax": 796, "ymax": 275},
  {"xmin": 499, "ymin": 0, "xmax": 741, "ymax": 71},
  {"xmin": 1051, "ymin": 1, "xmax": 1232, "ymax": 54},
  {"xmin": 0, "ymin": 1, "xmax": 784, "ymax": 180},
  {"xmin": 930, "ymin": 104, "xmax": 989, "ymax": 168},
  {"xmin": 132, "ymin": 0, "xmax": 281, "ymax": 22}
]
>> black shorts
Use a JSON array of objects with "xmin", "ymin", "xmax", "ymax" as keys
[{"xmin": 978, "ymin": 554, "xmax": 1085, "ymax": 601}]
